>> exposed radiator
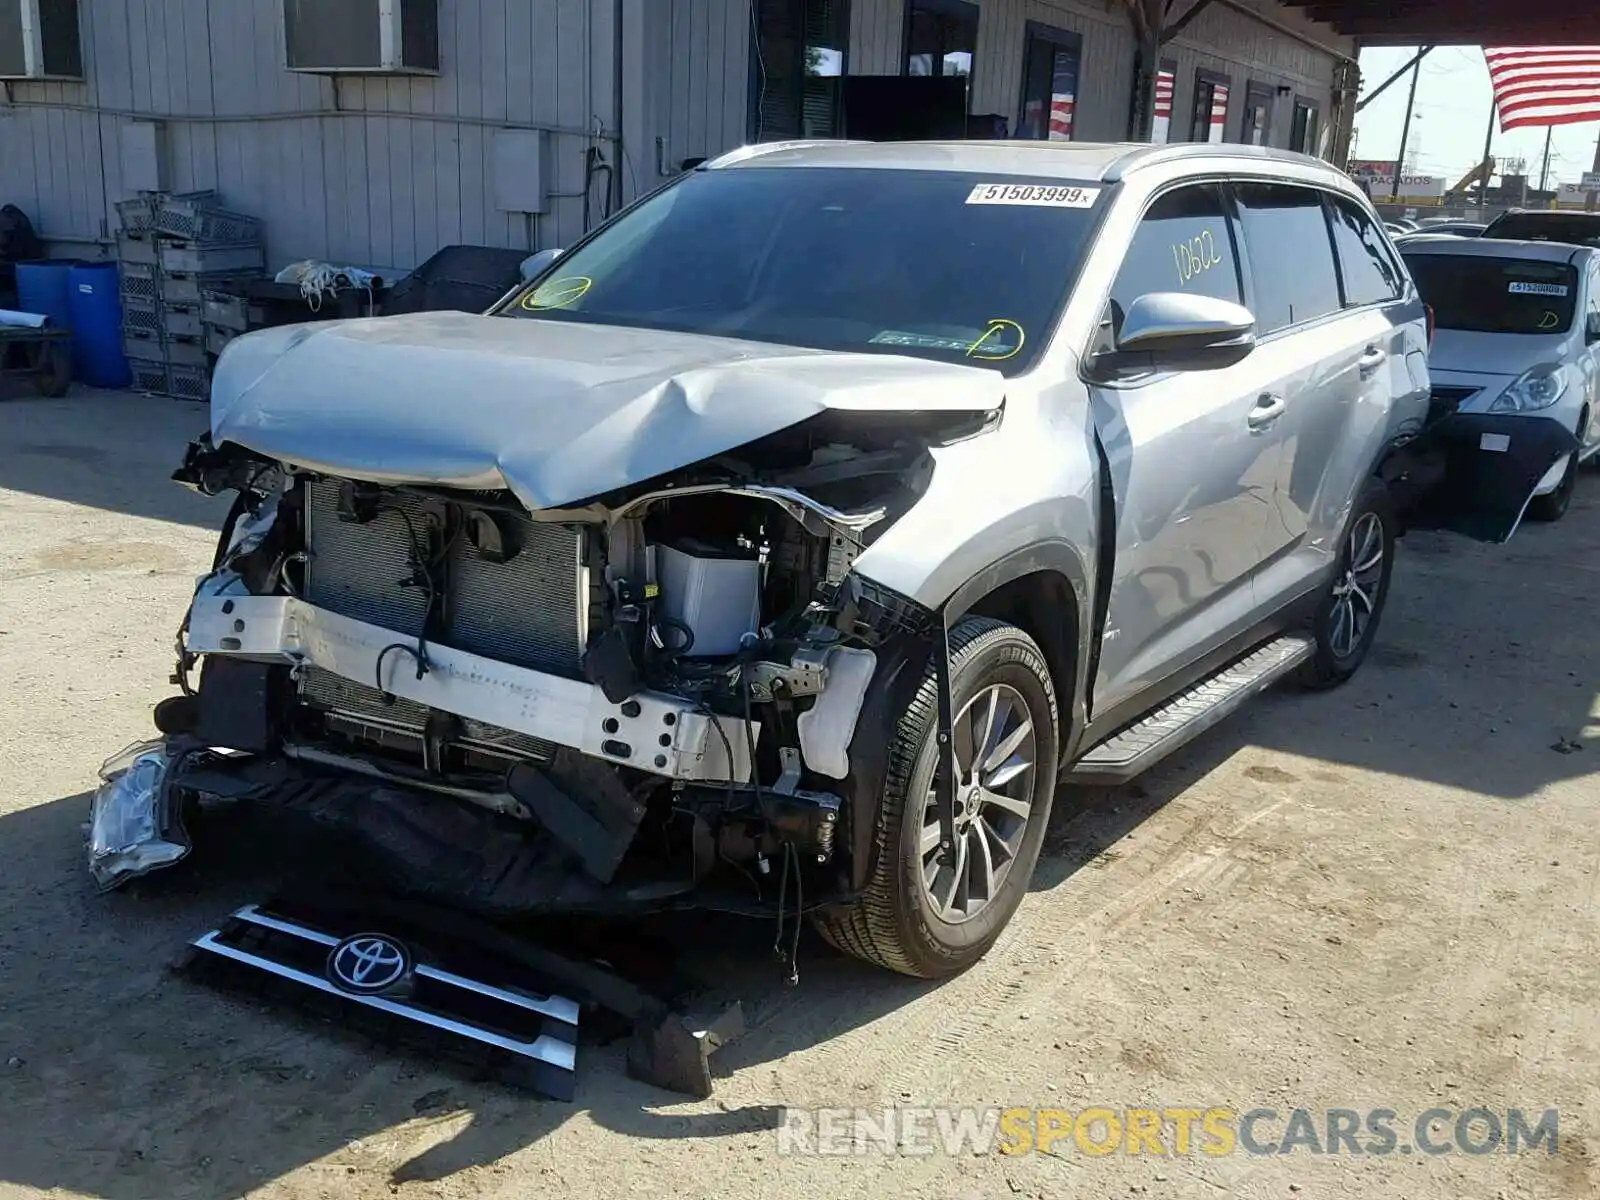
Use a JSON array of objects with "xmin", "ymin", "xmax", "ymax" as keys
[{"xmin": 302, "ymin": 478, "xmax": 588, "ymax": 678}]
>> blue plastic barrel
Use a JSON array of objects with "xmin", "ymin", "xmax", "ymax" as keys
[
  {"xmin": 67, "ymin": 261, "xmax": 132, "ymax": 388},
  {"xmin": 14, "ymin": 259, "xmax": 76, "ymax": 333}
]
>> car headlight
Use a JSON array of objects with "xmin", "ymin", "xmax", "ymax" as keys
[{"xmin": 1489, "ymin": 365, "xmax": 1568, "ymax": 412}]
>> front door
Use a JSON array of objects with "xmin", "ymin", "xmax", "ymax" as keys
[{"xmin": 1089, "ymin": 183, "xmax": 1282, "ymax": 715}]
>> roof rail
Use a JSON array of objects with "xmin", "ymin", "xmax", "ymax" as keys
[
  {"xmin": 1102, "ymin": 142, "xmax": 1343, "ymax": 183},
  {"xmin": 702, "ymin": 140, "xmax": 872, "ymax": 170}
]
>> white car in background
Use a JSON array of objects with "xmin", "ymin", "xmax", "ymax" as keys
[{"xmin": 1401, "ymin": 236, "xmax": 1600, "ymax": 521}]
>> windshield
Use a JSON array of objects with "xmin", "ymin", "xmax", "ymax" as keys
[
  {"xmin": 501, "ymin": 167, "xmax": 1103, "ymax": 375},
  {"xmin": 1403, "ymin": 254, "xmax": 1579, "ymax": 334},
  {"xmin": 1483, "ymin": 212, "xmax": 1600, "ymax": 246}
]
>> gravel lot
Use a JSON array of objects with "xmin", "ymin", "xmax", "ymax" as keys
[{"xmin": 1, "ymin": 390, "xmax": 1597, "ymax": 1200}]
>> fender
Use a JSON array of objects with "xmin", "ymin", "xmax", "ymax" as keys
[{"xmin": 940, "ymin": 538, "xmax": 1096, "ymax": 767}]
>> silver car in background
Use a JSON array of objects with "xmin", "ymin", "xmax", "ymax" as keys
[{"xmin": 1402, "ymin": 237, "xmax": 1600, "ymax": 521}]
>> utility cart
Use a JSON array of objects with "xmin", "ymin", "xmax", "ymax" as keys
[{"xmin": 0, "ymin": 311, "xmax": 72, "ymax": 397}]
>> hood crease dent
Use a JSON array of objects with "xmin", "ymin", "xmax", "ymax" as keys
[{"xmin": 210, "ymin": 312, "xmax": 1006, "ymax": 512}]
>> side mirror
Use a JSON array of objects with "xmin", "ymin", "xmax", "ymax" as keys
[
  {"xmin": 520, "ymin": 247, "xmax": 564, "ymax": 281},
  {"xmin": 1097, "ymin": 292, "xmax": 1257, "ymax": 375},
  {"xmin": 1587, "ymin": 312, "xmax": 1600, "ymax": 344}
]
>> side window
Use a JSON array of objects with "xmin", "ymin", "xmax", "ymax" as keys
[
  {"xmin": 1109, "ymin": 184, "xmax": 1242, "ymax": 331},
  {"xmin": 1234, "ymin": 183, "xmax": 1342, "ymax": 333},
  {"xmin": 1327, "ymin": 195, "xmax": 1405, "ymax": 307}
]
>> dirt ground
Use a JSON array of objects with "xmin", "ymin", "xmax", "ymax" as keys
[{"xmin": 1, "ymin": 390, "xmax": 1598, "ymax": 1200}]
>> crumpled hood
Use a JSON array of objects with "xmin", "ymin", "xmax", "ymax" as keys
[{"xmin": 210, "ymin": 311, "xmax": 1005, "ymax": 510}]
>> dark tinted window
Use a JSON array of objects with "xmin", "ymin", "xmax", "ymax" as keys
[
  {"xmin": 504, "ymin": 168, "xmax": 1101, "ymax": 376},
  {"xmin": 1328, "ymin": 196, "xmax": 1406, "ymax": 306},
  {"xmin": 1481, "ymin": 212, "xmax": 1600, "ymax": 246},
  {"xmin": 1109, "ymin": 184, "xmax": 1242, "ymax": 330},
  {"xmin": 1234, "ymin": 183, "xmax": 1341, "ymax": 332},
  {"xmin": 1403, "ymin": 254, "xmax": 1579, "ymax": 334},
  {"xmin": 906, "ymin": 0, "xmax": 977, "ymax": 78}
]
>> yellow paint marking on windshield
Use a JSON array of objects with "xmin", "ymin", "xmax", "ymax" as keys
[
  {"xmin": 967, "ymin": 319, "xmax": 1025, "ymax": 361},
  {"xmin": 521, "ymin": 276, "xmax": 593, "ymax": 310},
  {"xmin": 1539, "ymin": 310, "xmax": 1561, "ymax": 330}
]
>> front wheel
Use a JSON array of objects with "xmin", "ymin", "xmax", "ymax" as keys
[
  {"xmin": 813, "ymin": 617, "xmax": 1060, "ymax": 978},
  {"xmin": 1296, "ymin": 477, "xmax": 1396, "ymax": 690},
  {"xmin": 1527, "ymin": 448, "xmax": 1579, "ymax": 523}
]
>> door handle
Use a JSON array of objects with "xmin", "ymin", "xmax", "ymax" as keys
[
  {"xmin": 1247, "ymin": 392, "xmax": 1286, "ymax": 431},
  {"xmin": 1358, "ymin": 345, "xmax": 1389, "ymax": 374}
]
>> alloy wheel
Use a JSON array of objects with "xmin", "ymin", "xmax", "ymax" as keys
[
  {"xmin": 1328, "ymin": 512, "xmax": 1384, "ymax": 660},
  {"xmin": 919, "ymin": 683, "xmax": 1039, "ymax": 923}
]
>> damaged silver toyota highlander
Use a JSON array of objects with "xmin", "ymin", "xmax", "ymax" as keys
[{"xmin": 95, "ymin": 142, "xmax": 1576, "ymax": 989}]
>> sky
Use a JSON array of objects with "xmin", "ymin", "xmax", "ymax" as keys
[{"xmin": 1352, "ymin": 46, "xmax": 1600, "ymax": 188}]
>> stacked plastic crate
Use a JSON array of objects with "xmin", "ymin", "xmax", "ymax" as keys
[{"xmin": 115, "ymin": 191, "xmax": 265, "ymax": 399}]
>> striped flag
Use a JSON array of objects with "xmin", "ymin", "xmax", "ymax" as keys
[
  {"xmin": 1152, "ymin": 66, "xmax": 1175, "ymax": 143},
  {"xmin": 1485, "ymin": 46, "xmax": 1600, "ymax": 131},
  {"xmin": 1207, "ymin": 83, "xmax": 1230, "ymax": 143}
]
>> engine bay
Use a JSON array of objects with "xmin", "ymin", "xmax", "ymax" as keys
[{"xmin": 150, "ymin": 410, "xmax": 966, "ymax": 930}]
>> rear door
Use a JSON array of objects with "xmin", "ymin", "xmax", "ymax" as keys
[{"xmin": 1231, "ymin": 182, "xmax": 1403, "ymax": 610}]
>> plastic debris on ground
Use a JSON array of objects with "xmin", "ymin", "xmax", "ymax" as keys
[{"xmin": 86, "ymin": 739, "xmax": 191, "ymax": 891}]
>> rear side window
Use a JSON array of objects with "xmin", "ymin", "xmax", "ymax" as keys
[
  {"xmin": 1483, "ymin": 212, "xmax": 1600, "ymax": 246},
  {"xmin": 1109, "ymin": 183, "xmax": 1242, "ymax": 330},
  {"xmin": 1233, "ymin": 183, "xmax": 1341, "ymax": 333},
  {"xmin": 1328, "ymin": 196, "xmax": 1405, "ymax": 306},
  {"xmin": 1403, "ymin": 254, "xmax": 1579, "ymax": 334}
]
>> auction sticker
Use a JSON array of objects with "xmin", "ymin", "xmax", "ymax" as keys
[
  {"xmin": 1508, "ymin": 281, "xmax": 1568, "ymax": 296},
  {"xmin": 966, "ymin": 182, "xmax": 1100, "ymax": 208}
]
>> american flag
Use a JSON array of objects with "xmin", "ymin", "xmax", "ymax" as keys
[
  {"xmin": 1154, "ymin": 69, "xmax": 1175, "ymax": 121},
  {"xmin": 1048, "ymin": 92, "xmax": 1076, "ymax": 140},
  {"xmin": 1208, "ymin": 83, "xmax": 1230, "ymax": 143},
  {"xmin": 1485, "ymin": 46, "xmax": 1600, "ymax": 131}
]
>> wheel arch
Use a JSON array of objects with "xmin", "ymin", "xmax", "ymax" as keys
[{"xmin": 940, "ymin": 541, "xmax": 1092, "ymax": 757}]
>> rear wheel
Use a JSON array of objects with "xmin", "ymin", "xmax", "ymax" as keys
[
  {"xmin": 1296, "ymin": 477, "xmax": 1396, "ymax": 690},
  {"xmin": 813, "ymin": 617, "xmax": 1060, "ymax": 978}
]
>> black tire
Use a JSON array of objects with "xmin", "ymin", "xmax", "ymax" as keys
[
  {"xmin": 1527, "ymin": 448, "xmax": 1579, "ymax": 523},
  {"xmin": 1296, "ymin": 476, "xmax": 1397, "ymax": 690},
  {"xmin": 33, "ymin": 342, "xmax": 70, "ymax": 398},
  {"xmin": 813, "ymin": 617, "xmax": 1060, "ymax": 978}
]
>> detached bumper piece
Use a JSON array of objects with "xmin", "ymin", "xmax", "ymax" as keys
[{"xmin": 179, "ymin": 904, "xmax": 582, "ymax": 1100}]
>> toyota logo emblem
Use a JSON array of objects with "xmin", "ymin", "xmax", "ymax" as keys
[{"xmin": 327, "ymin": 934, "xmax": 411, "ymax": 994}]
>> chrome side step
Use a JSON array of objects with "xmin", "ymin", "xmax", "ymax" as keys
[
  {"xmin": 1067, "ymin": 634, "xmax": 1315, "ymax": 784},
  {"xmin": 180, "ymin": 904, "xmax": 582, "ymax": 1099}
]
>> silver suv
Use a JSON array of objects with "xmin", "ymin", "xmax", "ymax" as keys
[{"xmin": 128, "ymin": 142, "xmax": 1575, "ymax": 984}]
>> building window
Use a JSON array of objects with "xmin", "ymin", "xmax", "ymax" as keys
[
  {"xmin": 753, "ymin": 0, "xmax": 850, "ymax": 141},
  {"xmin": 1017, "ymin": 23, "xmax": 1081, "ymax": 141},
  {"xmin": 1240, "ymin": 83, "xmax": 1274, "ymax": 146},
  {"xmin": 1290, "ymin": 98, "xmax": 1320, "ymax": 155},
  {"xmin": 905, "ymin": 0, "xmax": 977, "ymax": 80},
  {"xmin": 1189, "ymin": 71, "xmax": 1229, "ymax": 143}
]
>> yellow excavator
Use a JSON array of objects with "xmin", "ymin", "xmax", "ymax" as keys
[{"xmin": 1444, "ymin": 158, "xmax": 1494, "ymax": 204}]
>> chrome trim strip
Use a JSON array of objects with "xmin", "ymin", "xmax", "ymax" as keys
[
  {"xmin": 229, "ymin": 906, "xmax": 583, "ymax": 1025},
  {"xmin": 233, "ymin": 904, "xmax": 338, "ymax": 946},
  {"xmin": 189, "ymin": 932, "xmax": 579, "ymax": 1071}
]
